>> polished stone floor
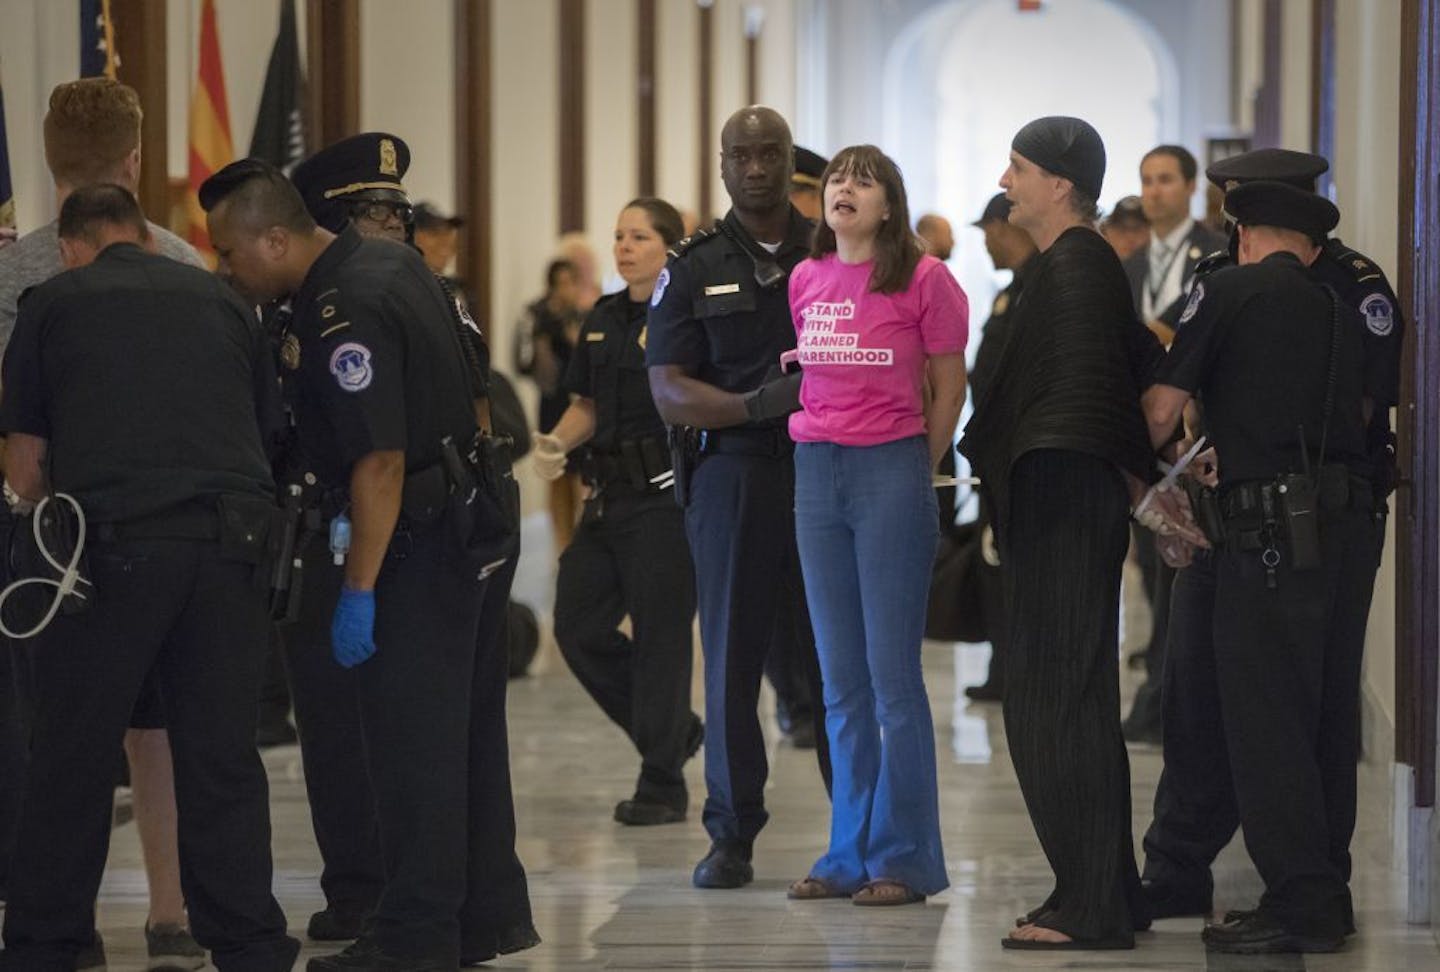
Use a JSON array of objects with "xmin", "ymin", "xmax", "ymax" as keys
[{"xmin": 84, "ymin": 516, "xmax": 1437, "ymax": 970}]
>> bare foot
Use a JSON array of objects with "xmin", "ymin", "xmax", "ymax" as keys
[{"xmin": 1009, "ymin": 923, "xmax": 1073, "ymax": 944}]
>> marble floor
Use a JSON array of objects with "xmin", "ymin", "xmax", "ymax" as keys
[{"xmin": 81, "ymin": 514, "xmax": 1438, "ymax": 970}]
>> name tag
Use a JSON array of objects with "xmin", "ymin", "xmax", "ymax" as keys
[
  {"xmin": 586, "ymin": 332, "xmax": 605, "ymax": 342},
  {"xmin": 704, "ymin": 283, "xmax": 741, "ymax": 296}
]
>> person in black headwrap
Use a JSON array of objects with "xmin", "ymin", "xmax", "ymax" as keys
[{"xmin": 959, "ymin": 116, "xmax": 1180, "ymax": 951}]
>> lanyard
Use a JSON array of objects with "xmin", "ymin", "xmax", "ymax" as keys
[{"xmin": 1144, "ymin": 238, "xmax": 1187, "ymax": 314}]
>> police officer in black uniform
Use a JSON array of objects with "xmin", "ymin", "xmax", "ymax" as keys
[
  {"xmin": 531, "ymin": 197, "xmax": 703, "ymax": 825},
  {"xmin": 960, "ymin": 192, "xmax": 1036, "ymax": 702},
  {"xmin": 646, "ymin": 106, "xmax": 830, "ymax": 889},
  {"xmin": 1137, "ymin": 149, "xmax": 1402, "ymax": 929},
  {"xmin": 0, "ymin": 185, "xmax": 298, "ymax": 972},
  {"xmin": 288, "ymin": 135, "xmax": 536, "ymax": 964},
  {"xmin": 202, "ymin": 159, "xmax": 518, "ymax": 971},
  {"xmin": 1139, "ymin": 179, "xmax": 1375, "ymax": 953}
]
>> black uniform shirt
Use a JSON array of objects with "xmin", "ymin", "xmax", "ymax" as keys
[
  {"xmin": 563, "ymin": 292, "xmax": 665, "ymax": 452},
  {"xmin": 288, "ymin": 227, "xmax": 476, "ymax": 488},
  {"xmin": 645, "ymin": 207, "xmax": 813, "ymax": 414},
  {"xmin": 968, "ymin": 255, "xmax": 1031, "ymax": 404},
  {"xmin": 0, "ymin": 243, "xmax": 277, "ymax": 521},
  {"xmin": 1311, "ymin": 238, "xmax": 1403, "ymax": 410},
  {"xmin": 1159, "ymin": 251, "xmax": 1368, "ymax": 484}
]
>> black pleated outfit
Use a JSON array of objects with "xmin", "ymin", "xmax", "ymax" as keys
[{"xmin": 960, "ymin": 226, "xmax": 1162, "ymax": 945}]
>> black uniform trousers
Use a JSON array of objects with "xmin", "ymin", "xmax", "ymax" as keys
[
  {"xmin": 1143, "ymin": 507, "xmax": 1382, "ymax": 930},
  {"xmin": 1000, "ymin": 449, "xmax": 1143, "ymax": 944},
  {"xmin": 1206, "ymin": 505, "xmax": 1375, "ymax": 937},
  {"xmin": 347, "ymin": 519, "xmax": 486, "ymax": 964},
  {"xmin": 555, "ymin": 488, "xmax": 697, "ymax": 808},
  {"xmin": 0, "ymin": 637, "xmax": 30, "ymax": 903},
  {"xmin": 0, "ymin": 538, "xmax": 298, "ymax": 972},
  {"xmin": 458, "ymin": 539, "xmax": 536, "ymax": 959},
  {"xmin": 685, "ymin": 446, "xmax": 830, "ymax": 844},
  {"xmin": 1141, "ymin": 552, "xmax": 1233, "ymax": 897},
  {"xmin": 283, "ymin": 536, "xmax": 384, "ymax": 919}
]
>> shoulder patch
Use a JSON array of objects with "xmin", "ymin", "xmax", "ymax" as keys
[
  {"xmin": 1360, "ymin": 293, "xmax": 1395, "ymax": 337},
  {"xmin": 650, "ymin": 267, "xmax": 670, "ymax": 307},
  {"xmin": 666, "ymin": 220, "xmax": 723, "ymax": 260},
  {"xmin": 1324, "ymin": 238, "xmax": 1387, "ymax": 285},
  {"xmin": 1178, "ymin": 282, "xmax": 1205, "ymax": 325},
  {"xmin": 329, "ymin": 342, "xmax": 374, "ymax": 393}
]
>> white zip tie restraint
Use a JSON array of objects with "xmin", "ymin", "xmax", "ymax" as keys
[{"xmin": 0, "ymin": 493, "xmax": 93, "ymax": 639}]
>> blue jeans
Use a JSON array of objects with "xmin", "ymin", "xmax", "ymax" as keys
[{"xmin": 794, "ymin": 436, "xmax": 948, "ymax": 894}]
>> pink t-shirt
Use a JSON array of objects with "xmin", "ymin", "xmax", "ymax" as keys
[{"xmin": 788, "ymin": 252, "xmax": 969, "ymax": 446}]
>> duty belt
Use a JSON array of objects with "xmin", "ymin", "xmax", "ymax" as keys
[
  {"xmin": 588, "ymin": 435, "xmax": 672, "ymax": 493},
  {"xmin": 1218, "ymin": 469, "xmax": 1372, "ymax": 522},
  {"xmin": 699, "ymin": 425, "xmax": 793, "ymax": 458}
]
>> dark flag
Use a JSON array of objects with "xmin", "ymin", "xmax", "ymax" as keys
[
  {"xmin": 249, "ymin": 0, "xmax": 307, "ymax": 173},
  {"xmin": 0, "ymin": 68, "xmax": 13, "ymax": 230},
  {"xmin": 79, "ymin": 0, "xmax": 120, "ymax": 79}
]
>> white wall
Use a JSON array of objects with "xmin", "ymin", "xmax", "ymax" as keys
[
  {"xmin": 1278, "ymin": 0, "xmax": 1312, "ymax": 151},
  {"xmin": 1333, "ymin": 0, "xmax": 1402, "ymax": 737},
  {"xmin": 0, "ymin": 0, "xmax": 80, "ymax": 231},
  {"xmin": 361, "ymin": 0, "xmax": 454, "ymax": 211}
]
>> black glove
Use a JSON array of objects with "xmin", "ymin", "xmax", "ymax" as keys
[{"xmin": 742, "ymin": 371, "xmax": 803, "ymax": 422}]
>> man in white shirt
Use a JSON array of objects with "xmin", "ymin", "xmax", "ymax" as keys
[{"xmin": 1122, "ymin": 145, "xmax": 1227, "ymax": 347}]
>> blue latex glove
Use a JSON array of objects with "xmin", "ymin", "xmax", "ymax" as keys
[{"xmin": 332, "ymin": 587, "xmax": 377, "ymax": 668}]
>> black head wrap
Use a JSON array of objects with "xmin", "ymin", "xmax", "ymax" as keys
[{"xmin": 1011, "ymin": 116, "xmax": 1106, "ymax": 201}]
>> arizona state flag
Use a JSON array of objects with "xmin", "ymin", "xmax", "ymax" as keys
[
  {"xmin": 186, "ymin": 0, "xmax": 234, "ymax": 260},
  {"xmin": 249, "ymin": 0, "xmax": 307, "ymax": 173},
  {"xmin": 79, "ymin": 0, "xmax": 120, "ymax": 79},
  {"xmin": 0, "ymin": 65, "xmax": 14, "ymax": 231}
]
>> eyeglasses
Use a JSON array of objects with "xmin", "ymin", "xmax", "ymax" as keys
[{"xmin": 349, "ymin": 200, "xmax": 414, "ymax": 225}]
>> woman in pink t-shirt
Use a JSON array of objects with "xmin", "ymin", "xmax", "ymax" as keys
[{"xmin": 785, "ymin": 145, "xmax": 968, "ymax": 906}]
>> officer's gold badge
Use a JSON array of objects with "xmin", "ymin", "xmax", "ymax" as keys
[
  {"xmin": 638, "ymin": 326, "xmax": 647, "ymax": 351},
  {"xmin": 379, "ymin": 139, "xmax": 399, "ymax": 176},
  {"xmin": 992, "ymin": 293, "xmax": 1009, "ymax": 316},
  {"xmin": 281, "ymin": 333, "xmax": 302, "ymax": 370}
]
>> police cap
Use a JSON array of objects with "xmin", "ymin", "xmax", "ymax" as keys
[
  {"xmin": 414, "ymin": 201, "xmax": 464, "ymax": 231},
  {"xmin": 1102, "ymin": 194, "xmax": 1147, "ymax": 228},
  {"xmin": 291, "ymin": 132, "xmax": 411, "ymax": 230},
  {"xmin": 971, "ymin": 192, "xmax": 1013, "ymax": 227},
  {"xmin": 792, "ymin": 146, "xmax": 828, "ymax": 190},
  {"xmin": 1225, "ymin": 180, "xmax": 1339, "ymax": 239},
  {"xmin": 1205, "ymin": 148, "xmax": 1329, "ymax": 192}
]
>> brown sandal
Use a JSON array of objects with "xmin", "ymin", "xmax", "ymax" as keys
[
  {"xmin": 787, "ymin": 876, "xmax": 851, "ymax": 900},
  {"xmin": 853, "ymin": 879, "xmax": 925, "ymax": 906}
]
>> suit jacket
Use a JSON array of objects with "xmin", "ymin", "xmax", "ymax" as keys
[{"xmin": 1123, "ymin": 220, "xmax": 1228, "ymax": 330}]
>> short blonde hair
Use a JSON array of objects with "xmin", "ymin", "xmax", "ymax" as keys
[{"xmin": 43, "ymin": 79, "xmax": 143, "ymax": 188}]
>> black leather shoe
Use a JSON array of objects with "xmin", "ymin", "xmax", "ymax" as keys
[
  {"xmin": 77, "ymin": 931, "xmax": 106, "ymax": 971},
  {"xmin": 692, "ymin": 840, "xmax": 754, "ymax": 889},
  {"xmin": 685, "ymin": 716, "xmax": 704, "ymax": 761},
  {"xmin": 1223, "ymin": 908, "xmax": 1356, "ymax": 937},
  {"xmin": 1202, "ymin": 912, "xmax": 1344, "ymax": 954},
  {"xmin": 614, "ymin": 798, "xmax": 686, "ymax": 825},
  {"xmin": 461, "ymin": 921, "xmax": 541, "ymax": 966},
  {"xmin": 787, "ymin": 721, "xmax": 817, "ymax": 749},
  {"xmin": 307, "ymin": 939, "xmax": 452, "ymax": 972},
  {"xmin": 1140, "ymin": 878, "xmax": 1212, "ymax": 921},
  {"xmin": 307, "ymin": 907, "xmax": 370, "ymax": 942},
  {"xmin": 964, "ymin": 681, "xmax": 1003, "ymax": 702}
]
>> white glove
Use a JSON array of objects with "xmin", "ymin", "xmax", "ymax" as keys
[{"xmin": 531, "ymin": 433, "xmax": 568, "ymax": 481}]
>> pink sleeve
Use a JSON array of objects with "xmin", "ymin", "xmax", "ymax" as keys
[{"xmin": 917, "ymin": 260, "xmax": 969, "ymax": 354}]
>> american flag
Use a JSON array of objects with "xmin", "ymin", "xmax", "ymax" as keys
[{"xmin": 80, "ymin": 0, "xmax": 120, "ymax": 79}]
